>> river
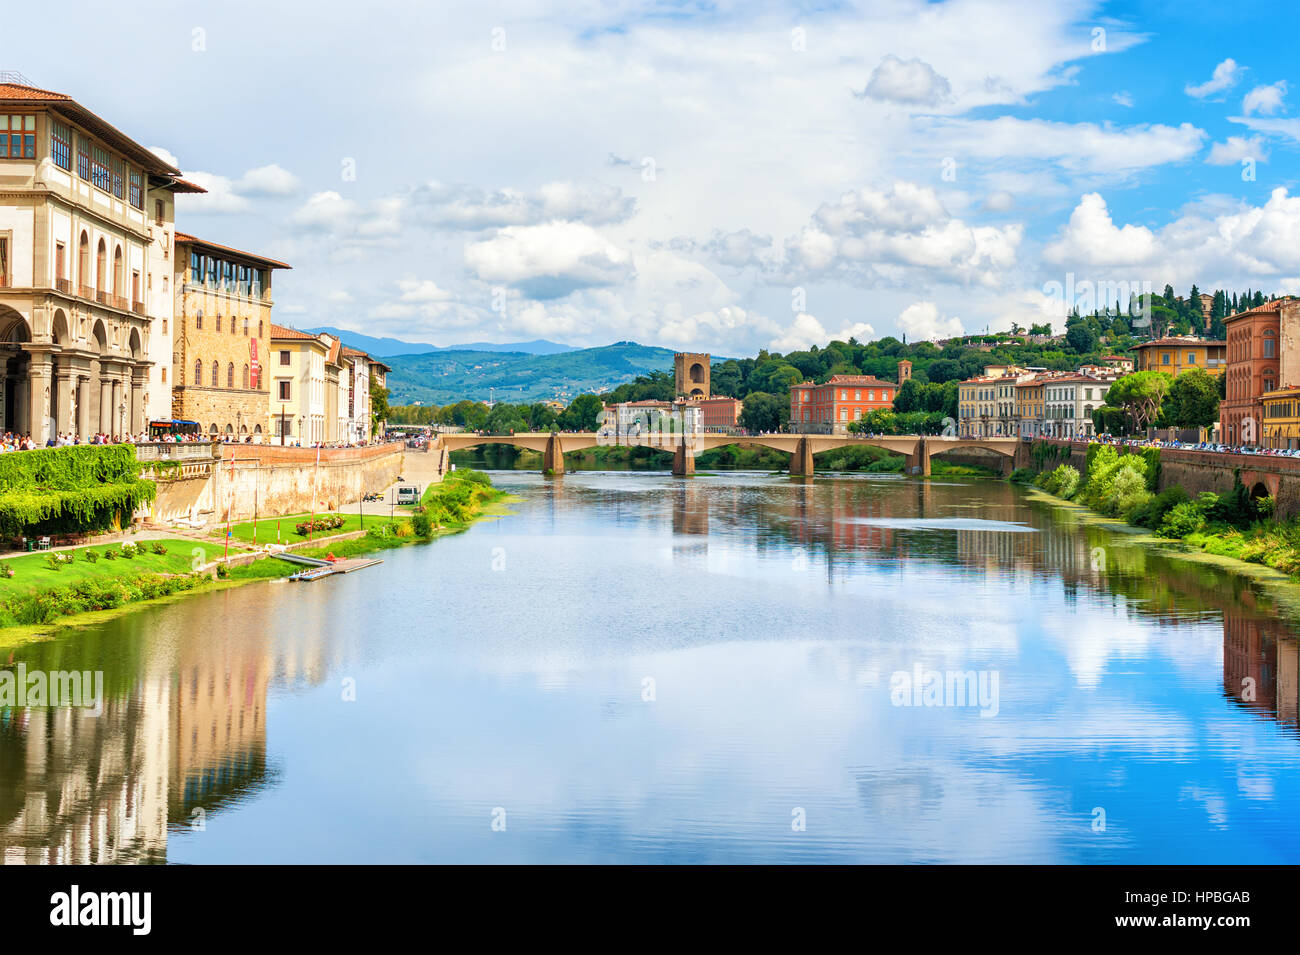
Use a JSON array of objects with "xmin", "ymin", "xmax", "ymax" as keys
[{"xmin": 3, "ymin": 470, "xmax": 1300, "ymax": 863}]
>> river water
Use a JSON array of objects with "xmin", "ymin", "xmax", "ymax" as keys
[{"xmin": 4, "ymin": 470, "xmax": 1300, "ymax": 864}]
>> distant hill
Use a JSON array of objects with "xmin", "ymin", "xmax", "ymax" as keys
[
  {"xmin": 304, "ymin": 326, "xmax": 577, "ymax": 358},
  {"xmin": 383, "ymin": 342, "xmax": 677, "ymax": 404}
]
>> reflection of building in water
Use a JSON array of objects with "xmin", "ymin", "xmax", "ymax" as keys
[
  {"xmin": 672, "ymin": 481, "xmax": 709, "ymax": 537},
  {"xmin": 0, "ymin": 681, "xmax": 170, "ymax": 864},
  {"xmin": 1223, "ymin": 608, "xmax": 1289, "ymax": 719},
  {"xmin": 0, "ymin": 616, "xmax": 276, "ymax": 863},
  {"xmin": 168, "ymin": 634, "xmax": 271, "ymax": 827}
]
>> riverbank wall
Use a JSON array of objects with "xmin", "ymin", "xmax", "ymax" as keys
[
  {"xmin": 1018, "ymin": 439, "xmax": 1300, "ymax": 520},
  {"xmin": 143, "ymin": 443, "xmax": 405, "ymax": 525}
]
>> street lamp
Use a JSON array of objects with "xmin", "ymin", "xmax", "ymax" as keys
[
  {"xmin": 280, "ymin": 401, "xmax": 288, "ymax": 446},
  {"xmin": 298, "ymin": 415, "xmax": 304, "ymax": 448},
  {"xmin": 118, "ymin": 401, "xmax": 126, "ymax": 440}
]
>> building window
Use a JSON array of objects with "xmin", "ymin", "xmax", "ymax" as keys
[
  {"xmin": 90, "ymin": 145, "xmax": 112, "ymax": 192},
  {"xmin": 227, "ymin": 363, "xmax": 234, "ymax": 388},
  {"xmin": 194, "ymin": 360, "xmax": 202, "ymax": 385},
  {"xmin": 76, "ymin": 135, "xmax": 91, "ymax": 180},
  {"xmin": 1264, "ymin": 337, "xmax": 1276, "ymax": 358},
  {"xmin": 54, "ymin": 241, "xmax": 65, "ymax": 283},
  {"xmin": 279, "ymin": 350, "xmax": 290, "ymax": 366},
  {"xmin": 279, "ymin": 380, "xmax": 291, "ymax": 401},
  {"xmin": 212, "ymin": 360, "xmax": 219, "ymax": 386},
  {"xmin": 1162, "ymin": 353, "xmax": 1170, "ymax": 365},
  {"xmin": 0, "ymin": 114, "xmax": 35, "ymax": 159},
  {"xmin": 195, "ymin": 310, "xmax": 203, "ymax": 330},
  {"xmin": 50, "ymin": 119, "xmax": 71, "ymax": 170},
  {"xmin": 1187, "ymin": 352, "xmax": 1197, "ymax": 364},
  {"xmin": 190, "ymin": 251, "xmax": 203, "ymax": 284},
  {"xmin": 0, "ymin": 235, "xmax": 7, "ymax": 288},
  {"xmin": 243, "ymin": 318, "xmax": 249, "ymax": 336},
  {"xmin": 216, "ymin": 314, "xmax": 222, "ymax": 332},
  {"xmin": 155, "ymin": 199, "xmax": 165, "ymax": 226},
  {"xmin": 128, "ymin": 169, "xmax": 143, "ymax": 210},
  {"xmin": 161, "ymin": 367, "xmax": 167, "ymax": 384},
  {"xmin": 243, "ymin": 364, "xmax": 249, "ymax": 389},
  {"xmin": 162, "ymin": 319, "xmax": 167, "ymax": 334},
  {"xmin": 110, "ymin": 157, "xmax": 125, "ymax": 199}
]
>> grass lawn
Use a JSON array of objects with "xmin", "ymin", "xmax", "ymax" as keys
[
  {"xmin": 0, "ymin": 538, "xmax": 203, "ymax": 599},
  {"xmin": 212, "ymin": 510, "xmax": 393, "ymax": 545}
]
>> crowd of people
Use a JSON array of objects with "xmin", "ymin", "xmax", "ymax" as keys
[{"xmin": 0, "ymin": 431, "xmax": 395, "ymax": 452}]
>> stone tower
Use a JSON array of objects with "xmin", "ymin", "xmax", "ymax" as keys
[
  {"xmin": 898, "ymin": 359, "xmax": 912, "ymax": 383},
  {"xmin": 675, "ymin": 352, "xmax": 710, "ymax": 398}
]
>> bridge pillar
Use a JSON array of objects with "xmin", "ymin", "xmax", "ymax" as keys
[
  {"xmin": 672, "ymin": 435, "xmax": 695, "ymax": 477},
  {"xmin": 789, "ymin": 437, "xmax": 815, "ymax": 476},
  {"xmin": 543, "ymin": 434, "xmax": 565, "ymax": 475},
  {"xmin": 905, "ymin": 437, "xmax": 930, "ymax": 477}
]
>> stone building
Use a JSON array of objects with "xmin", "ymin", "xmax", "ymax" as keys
[
  {"xmin": 0, "ymin": 76, "xmax": 201, "ymax": 441},
  {"xmin": 675, "ymin": 352, "xmax": 710, "ymax": 398},
  {"xmin": 268, "ymin": 324, "xmax": 330, "ymax": 445},
  {"xmin": 1221, "ymin": 299, "xmax": 1297, "ymax": 445},
  {"xmin": 172, "ymin": 233, "xmax": 290, "ymax": 439}
]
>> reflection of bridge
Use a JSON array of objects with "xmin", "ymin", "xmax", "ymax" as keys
[{"xmin": 433, "ymin": 431, "xmax": 1020, "ymax": 477}]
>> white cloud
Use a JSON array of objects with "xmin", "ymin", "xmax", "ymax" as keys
[
  {"xmin": 858, "ymin": 55, "xmax": 951, "ymax": 106},
  {"xmin": 409, "ymin": 180, "xmax": 635, "ymax": 230},
  {"xmin": 178, "ymin": 163, "xmax": 300, "ymax": 213},
  {"xmin": 1112, "ymin": 91, "xmax": 1134, "ymax": 108},
  {"xmin": 1205, "ymin": 135, "xmax": 1266, "ymax": 165},
  {"xmin": 1043, "ymin": 193, "xmax": 1157, "ymax": 266},
  {"xmin": 464, "ymin": 221, "xmax": 634, "ymax": 298},
  {"xmin": 148, "ymin": 146, "xmax": 180, "ymax": 169},
  {"xmin": 895, "ymin": 302, "xmax": 963, "ymax": 341},
  {"xmin": 1042, "ymin": 187, "xmax": 1300, "ymax": 288},
  {"xmin": 982, "ymin": 191, "xmax": 1016, "ymax": 213},
  {"xmin": 397, "ymin": 279, "xmax": 453, "ymax": 302},
  {"xmin": 1243, "ymin": 81, "xmax": 1287, "ymax": 116},
  {"xmin": 784, "ymin": 181, "xmax": 1021, "ymax": 286},
  {"xmin": 770, "ymin": 313, "xmax": 875, "ymax": 352},
  {"xmin": 236, "ymin": 163, "xmax": 301, "ymax": 196},
  {"xmin": 1185, "ymin": 58, "xmax": 1244, "ymax": 98},
  {"xmin": 292, "ymin": 191, "xmax": 359, "ymax": 231},
  {"xmin": 920, "ymin": 117, "xmax": 1206, "ymax": 175}
]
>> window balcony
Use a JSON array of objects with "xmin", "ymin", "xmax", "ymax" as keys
[
  {"xmin": 55, "ymin": 278, "xmax": 70, "ymax": 294},
  {"xmin": 132, "ymin": 300, "xmax": 146, "ymax": 316},
  {"xmin": 78, "ymin": 284, "xmax": 94, "ymax": 300}
]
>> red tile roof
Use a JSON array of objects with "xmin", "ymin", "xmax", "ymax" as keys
[
  {"xmin": 269, "ymin": 324, "xmax": 322, "ymax": 342},
  {"xmin": 175, "ymin": 232, "xmax": 291, "ymax": 270},
  {"xmin": 1133, "ymin": 337, "xmax": 1225, "ymax": 348},
  {"xmin": 0, "ymin": 82, "xmax": 180, "ymax": 177}
]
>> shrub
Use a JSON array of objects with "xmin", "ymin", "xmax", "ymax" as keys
[
  {"xmin": 1128, "ymin": 486, "xmax": 1189, "ymax": 529},
  {"xmin": 216, "ymin": 563, "xmax": 229, "ymax": 579},
  {"xmin": 1161, "ymin": 501, "xmax": 1207, "ymax": 538},
  {"xmin": 1009, "ymin": 467, "xmax": 1037, "ymax": 485},
  {"xmin": 44, "ymin": 551, "xmax": 74, "ymax": 571},
  {"xmin": 1108, "ymin": 466, "xmax": 1152, "ymax": 519},
  {"xmin": 1043, "ymin": 464, "xmax": 1081, "ymax": 498},
  {"xmin": 151, "ymin": 541, "xmax": 168, "ymax": 555},
  {"xmin": 0, "ymin": 560, "xmax": 13, "ymax": 579},
  {"xmin": 120, "ymin": 542, "xmax": 139, "ymax": 559},
  {"xmin": 103, "ymin": 548, "xmax": 117, "ymax": 560},
  {"xmin": 410, "ymin": 509, "xmax": 433, "ymax": 538},
  {"xmin": 84, "ymin": 548, "xmax": 99, "ymax": 563}
]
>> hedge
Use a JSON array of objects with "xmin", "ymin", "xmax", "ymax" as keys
[{"xmin": 0, "ymin": 445, "xmax": 156, "ymax": 537}]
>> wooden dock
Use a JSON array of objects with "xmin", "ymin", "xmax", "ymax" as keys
[{"xmin": 273, "ymin": 552, "xmax": 383, "ymax": 581}]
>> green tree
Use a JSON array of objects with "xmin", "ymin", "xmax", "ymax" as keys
[
  {"xmin": 740, "ymin": 392, "xmax": 787, "ymax": 433},
  {"xmin": 369, "ymin": 379, "xmax": 390, "ymax": 433},
  {"xmin": 1106, "ymin": 371, "xmax": 1172, "ymax": 432},
  {"xmin": 1163, "ymin": 368, "xmax": 1220, "ymax": 429},
  {"xmin": 559, "ymin": 394, "xmax": 604, "ymax": 431}
]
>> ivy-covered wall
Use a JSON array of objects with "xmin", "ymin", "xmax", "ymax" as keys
[{"xmin": 0, "ymin": 445, "xmax": 156, "ymax": 537}]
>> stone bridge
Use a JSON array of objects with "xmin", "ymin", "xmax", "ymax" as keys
[{"xmin": 432, "ymin": 431, "xmax": 1021, "ymax": 477}]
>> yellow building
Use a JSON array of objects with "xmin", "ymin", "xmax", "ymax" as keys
[
  {"xmin": 172, "ymin": 234, "xmax": 290, "ymax": 439},
  {"xmin": 1262, "ymin": 386, "xmax": 1300, "ymax": 450},
  {"xmin": 1132, "ymin": 337, "xmax": 1226, "ymax": 377},
  {"xmin": 1015, "ymin": 377, "xmax": 1045, "ymax": 438},
  {"xmin": 268, "ymin": 325, "xmax": 332, "ymax": 445}
]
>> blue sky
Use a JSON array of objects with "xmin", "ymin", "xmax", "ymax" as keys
[{"xmin": 7, "ymin": 0, "xmax": 1299, "ymax": 351}]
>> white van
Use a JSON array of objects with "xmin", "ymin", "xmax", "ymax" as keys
[{"xmin": 395, "ymin": 485, "xmax": 420, "ymax": 505}]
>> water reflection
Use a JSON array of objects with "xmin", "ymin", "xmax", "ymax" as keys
[{"xmin": 1, "ymin": 470, "xmax": 1299, "ymax": 862}]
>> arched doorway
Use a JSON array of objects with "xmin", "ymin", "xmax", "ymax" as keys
[{"xmin": 0, "ymin": 307, "xmax": 31, "ymax": 434}]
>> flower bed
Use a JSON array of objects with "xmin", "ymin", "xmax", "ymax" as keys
[{"xmin": 294, "ymin": 515, "xmax": 347, "ymax": 536}]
